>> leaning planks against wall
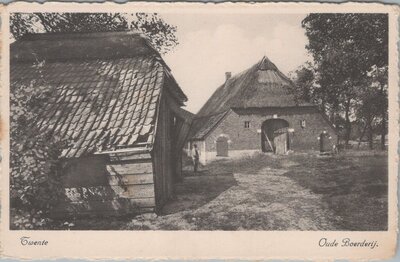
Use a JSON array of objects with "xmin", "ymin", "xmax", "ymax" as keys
[{"xmin": 107, "ymin": 151, "xmax": 156, "ymax": 213}]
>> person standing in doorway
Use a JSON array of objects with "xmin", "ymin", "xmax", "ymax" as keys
[{"xmin": 192, "ymin": 144, "xmax": 200, "ymax": 173}]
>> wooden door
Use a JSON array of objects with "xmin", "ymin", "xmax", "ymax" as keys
[
  {"xmin": 274, "ymin": 132, "xmax": 287, "ymax": 154},
  {"xmin": 216, "ymin": 137, "xmax": 228, "ymax": 157},
  {"xmin": 262, "ymin": 130, "xmax": 274, "ymax": 152},
  {"xmin": 261, "ymin": 119, "xmax": 289, "ymax": 153}
]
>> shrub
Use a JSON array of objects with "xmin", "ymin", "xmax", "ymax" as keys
[{"xmin": 10, "ymin": 79, "xmax": 66, "ymax": 229}]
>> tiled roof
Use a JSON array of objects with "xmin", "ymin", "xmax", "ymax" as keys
[
  {"xmin": 11, "ymin": 31, "xmax": 156, "ymax": 63},
  {"xmin": 11, "ymin": 32, "xmax": 187, "ymax": 158},
  {"xmin": 190, "ymin": 110, "xmax": 229, "ymax": 140}
]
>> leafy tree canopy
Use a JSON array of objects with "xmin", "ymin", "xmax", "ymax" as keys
[
  {"xmin": 10, "ymin": 12, "xmax": 178, "ymax": 54},
  {"xmin": 293, "ymin": 13, "xmax": 388, "ymax": 147},
  {"xmin": 302, "ymin": 13, "xmax": 388, "ymax": 71}
]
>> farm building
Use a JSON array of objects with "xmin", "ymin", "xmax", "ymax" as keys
[
  {"xmin": 11, "ymin": 31, "xmax": 192, "ymax": 216},
  {"xmin": 189, "ymin": 56, "xmax": 337, "ymax": 164}
]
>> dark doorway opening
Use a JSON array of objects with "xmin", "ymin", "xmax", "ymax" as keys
[{"xmin": 261, "ymin": 119, "xmax": 290, "ymax": 153}]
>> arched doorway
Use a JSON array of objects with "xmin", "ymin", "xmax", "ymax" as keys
[
  {"xmin": 319, "ymin": 131, "xmax": 332, "ymax": 153},
  {"xmin": 261, "ymin": 119, "xmax": 290, "ymax": 154},
  {"xmin": 216, "ymin": 136, "xmax": 229, "ymax": 157}
]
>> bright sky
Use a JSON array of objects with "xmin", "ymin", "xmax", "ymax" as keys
[{"xmin": 161, "ymin": 13, "xmax": 311, "ymax": 114}]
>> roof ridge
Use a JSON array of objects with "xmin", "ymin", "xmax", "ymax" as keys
[
  {"xmin": 223, "ymin": 55, "xmax": 277, "ymax": 83},
  {"xmin": 11, "ymin": 31, "xmax": 158, "ymax": 63},
  {"xmin": 257, "ymin": 55, "xmax": 278, "ymax": 71},
  {"xmin": 20, "ymin": 30, "xmax": 142, "ymax": 41}
]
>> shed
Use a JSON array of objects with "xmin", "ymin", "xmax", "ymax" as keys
[{"xmin": 11, "ymin": 31, "xmax": 189, "ymax": 216}]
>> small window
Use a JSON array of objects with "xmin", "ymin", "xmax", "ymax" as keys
[
  {"xmin": 300, "ymin": 120, "xmax": 306, "ymax": 128},
  {"xmin": 244, "ymin": 121, "xmax": 250, "ymax": 128}
]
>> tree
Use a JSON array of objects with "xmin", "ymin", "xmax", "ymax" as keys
[
  {"xmin": 290, "ymin": 62, "xmax": 317, "ymax": 104},
  {"xmin": 363, "ymin": 65, "xmax": 388, "ymax": 149},
  {"xmin": 291, "ymin": 63, "xmax": 346, "ymax": 136},
  {"xmin": 354, "ymin": 84, "xmax": 382, "ymax": 149},
  {"xmin": 299, "ymin": 13, "xmax": 388, "ymax": 148},
  {"xmin": 10, "ymin": 13, "xmax": 178, "ymax": 54}
]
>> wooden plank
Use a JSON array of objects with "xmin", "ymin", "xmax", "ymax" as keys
[
  {"xmin": 263, "ymin": 130, "xmax": 274, "ymax": 152},
  {"xmin": 106, "ymin": 162, "xmax": 153, "ymax": 175},
  {"xmin": 106, "ymin": 173, "xmax": 154, "ymax": 186},
  {"xmin": 153, "ymin": 94, "xmax": 165, "ymax": 208},
  {"xmin": 123, "ymin": 184, "xmax": 155, "ymax": 198},
  {"xmin": 109, "ymin": 152, "xmax": 152, "ymax": 162},
  {"xmin": 123, "ymin": 173, "xmax": 154, "ymax": 185},
  {"xmin": 163, "ymin": 97, "xmax": 170, "ymax": 202},
  {"xmin": 166, "ymin": 97, "xmax": 174, "ymax": 200}
]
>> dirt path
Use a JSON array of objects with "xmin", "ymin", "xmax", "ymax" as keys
[
  {"xmin": 235, "ymin": 166, "xmax": 337, "ymax": 230},
  {"xmin": 125, "ymin": 161, "xmax": 337, "ymax": 230},
  {"xmin": 69, "ymin": 151, "xmax": 386, "ymax": 230}
]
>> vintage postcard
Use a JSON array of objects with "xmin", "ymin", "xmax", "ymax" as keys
[{"xmin": 0, "ymin": 2, "xmax": 398, "ymax": 260}]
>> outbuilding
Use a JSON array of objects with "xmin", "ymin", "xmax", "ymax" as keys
[{"xmin": 11, "ymin": 31, "xmax": 191, "ymax": 216}]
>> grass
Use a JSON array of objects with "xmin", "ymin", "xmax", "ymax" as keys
[
  {"xmin": 205, "ymin": 153, "xmax": 283, "ymax": 174},
  {"xmin": 54, "ymin": 149, "xmax": 388, "ymax": 231},
  {"xmin": 281, "ymin": 153, "xmax": 388, "ymax": 230}
]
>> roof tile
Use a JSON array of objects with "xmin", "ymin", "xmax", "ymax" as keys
[{"xmin": 11, "ymin": 57, "xmax": 166, "ymax": 158}]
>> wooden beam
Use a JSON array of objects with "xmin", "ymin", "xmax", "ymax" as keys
[{"xmin": 263, "ymin": 130, "xmax": 274, "ymax": 152}]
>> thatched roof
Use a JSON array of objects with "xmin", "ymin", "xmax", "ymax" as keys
[
  {"xmin": 11, "ymin": 31, "xmax": 187, "ymax": 158},
  {"xmin": 197, "ymin": 56, "xmax": 313, "ymax": 117},
  {"xmin": 190, "ymin": 110, "xmax": 230, "ymax": 140}
]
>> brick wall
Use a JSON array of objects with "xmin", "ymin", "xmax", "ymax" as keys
[{"xmin": 204, "ymin": 107, "xmax": 338, "ymax": 153}]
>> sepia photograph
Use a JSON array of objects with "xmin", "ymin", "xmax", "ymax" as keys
[
  {"xmin": 1, "ymin": 2, "xmax": 398, "ymax": 260},
  {"xmin": 8, "ymin": 11, "xmax": 390, "ymax": 231}
]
